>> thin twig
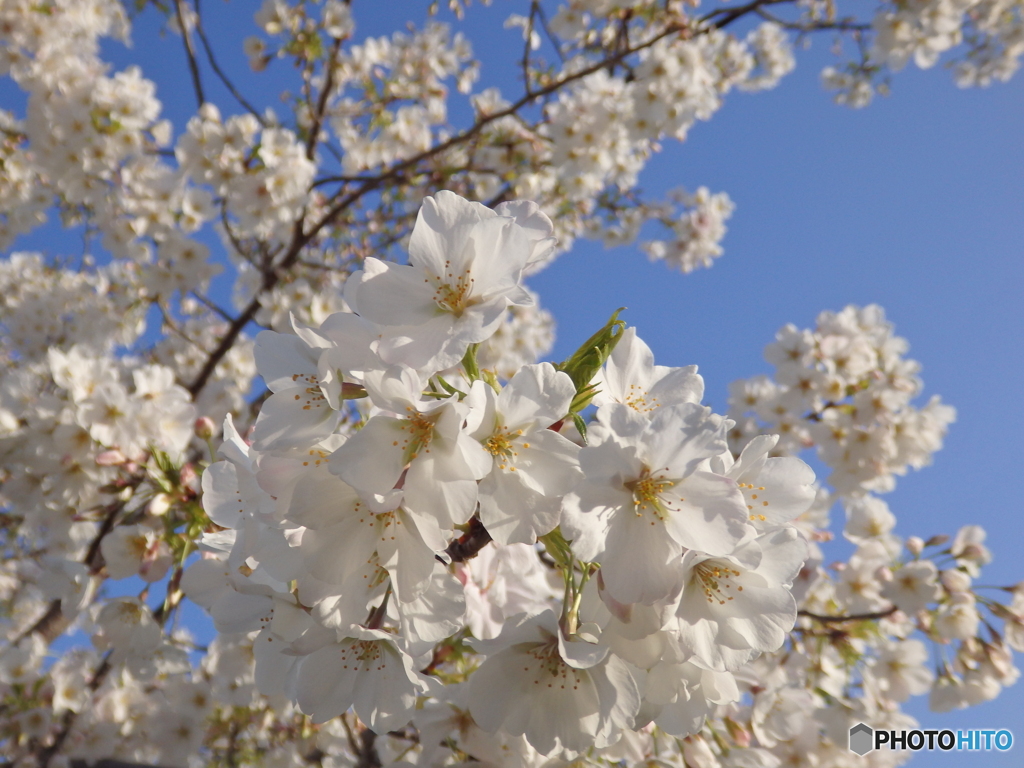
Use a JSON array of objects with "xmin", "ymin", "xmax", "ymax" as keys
[
  {"xmin": 187, "ymin": 10, "xmax": 804, "ymax": 398},
  {"xmin": 521, "ymin": 2, "xmax": 540, "ymax": 97},
  {"xmin": 798, "ymin": 605, "xmax": 898, "ymax": 623},
  {"xmin": 535, "ymin": 3, "xmax": 567, "ymax": 63},
  {"xmin": 188, "ymin": 291, "xmax": 236, "ymax": 323},
  {"xmin": 756, "ymin": 7, "xmax": 870, "ymax": 32},
  {"xmin": 699, "ymin": 0, "xmax": 791, "ymax": 28},
  {"xmin": 306, "ymin": 38, "xmax": 343, "ymax": 160},
  {"xmin": 175, "ymin": 0, "xmax": 205, "ymax": 109},
  {"xmin": 193, "ymin": 0, "xmax": 267, "ymax": 125}
]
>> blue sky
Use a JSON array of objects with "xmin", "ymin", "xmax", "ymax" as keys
[{"xmin": 9, "ymin": 1, "xmax": 1024, "ymax": 762}]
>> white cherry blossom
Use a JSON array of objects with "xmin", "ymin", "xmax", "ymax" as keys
[
  {"xmin": 564, "ymin": 403, "xmax": 753, "ymax": 605},
  {"xmin": 670, "ymin": 527, "xmax": 807, "ymax": 671},
  {"xmin": 468, "ymin": 610, "xmax": 641, "ymax": 755},
  {"xmin": 345, "ymin": 191, "xmax": 536, "ymax": 371},
  {"xmin": 294, "ymin": 627, "xmax": 428, "ymax": 729},
  {"xmin": 466, "ymin": 363, "xmax": 582, "ymax": 544}
]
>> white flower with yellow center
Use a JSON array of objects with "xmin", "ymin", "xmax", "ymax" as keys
[
  {"xmin": 329, "ymin": 365, "xmax": 491, "ymax": 531},
  {"xmin": 670, "ymin": 526, "xmax": 807, "ymax": 671},
  {"xmin": 250, "ymin": 313, "xmax": 380, "ymax": 451},
  {"xmin": 708, "ymin": 434, "xmax": 816, "ymax": 530},
  {"xmin": 468, "ymin": 610, "xmax": 640, "ymax": 756},
  {"xmin": 294, "ymin": 627, "xmax": 427, "ymax": 729},
  {"xmin": 563, "ymin": 403, "xmax": 752, "ymax": 605},
  {"xmin": 592, "ymin": 326, "xmax": 704, "ymax": 417},
  {"xmin": 344, "ymin": 191, "xmax": 539, "ymax": 372},
  {"xmin": 280, "ymin": 457, "xmax": 447, "ymax": 607},
  {"xmin": 465, "ymin": 363, "xmax": 582, "ymax": 545}
]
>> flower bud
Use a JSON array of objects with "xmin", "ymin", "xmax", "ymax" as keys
[
  {"xmin": 95, "ymin": 449, "xmax": 128, "ymax": 466},
  {"xmin": 958, "ymin": 545, "xmax": 984, "ymax": 563},
  {"xmin": 725, "ymin": 716, "xmax": 751, "ymax": 747},
  {"xmin": 906, "ymin": 536, "xmax": 925, "ymax": 556},
  {"xmin": 147, "ymin": 493, "xmax": 174, "ymax": 517},
  {"xmin": 194, "ymin": 416, "xmax": 216, "ymax": 440},
  {"xmin": 941, "ymin": 569, "xmax": 971, "ymax": 594},
  {"xmin": 682, "ymin": 735, "xmax": 717, "ymax": 768},
  {"xmin": 180, "ymin": 463, "xmax": 198, "ymax": 490},
  {"xmin": 555, "ymin": 307, "xmax": 626, "ymax": 412}
]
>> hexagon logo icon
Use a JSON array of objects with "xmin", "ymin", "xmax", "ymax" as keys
[{"xmin": 849, "ymin": 722, "xmax": 874, "ymax": 756}]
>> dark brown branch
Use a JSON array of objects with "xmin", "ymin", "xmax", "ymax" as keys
[
  {"xmin": 798, "ymin": 605, "xmax": 898, "ymax": 623},
  {"xmin": 187, "ymin": 291, "xmax": 263, "ymax": 396},
  {"xmin": 193, "ymin": 0, "xmax": 267, "ymax": 125},
  {"xmin": 699, "ymin": 0, "xmax": 791, "ymax": 28},
  {"xmin": 187, "ymin": 9, "xmax": 802, "ymax": 398},
  {"xmin": 4, "ymin": 498, "xmax": 129, "ymax": 651},
  {"xmin": 355, "ymin": 728, "xmax": 382, "ymax": 768},
  {"xmin": 442, "ymin": 516, "xmax": 493, "ymax": 563},
  {"xmin": 306, "ymin": 38, "xmax": 343, "ymax": 160},
  {"xmin": 755, "ymin": 7, "xmax": 871, "ymax": 32},
  {"xmin": 39, "ymin": 654, "xmax": 112, "ymax": 767},
  {"xmin": 83, "ymin": 501, "xmax": 124, "ymax": 571},
  {"xmin": 175, "ymin": 0, "xmax": 205, "ymax": 109},
  {"xmin": 6, "ymin": 599, "xmax": 62, "ymax": 649}
]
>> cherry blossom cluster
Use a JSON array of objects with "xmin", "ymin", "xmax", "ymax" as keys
[
  {"xmin": 3, "ymin": 239, "xmax": 1021, "ymax": 767},
  {"xmin": 726, "ymin": 304, "xmax": 957, "ymax": 496},
  {"xmin": 823, "ymin": 0, "xmax": 1024, "ymax": 104},
  {"xmin": 180, "ymin": 191, "xmax": 815, "ymax": 756}
]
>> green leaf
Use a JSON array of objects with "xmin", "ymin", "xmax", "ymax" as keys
[
  {"xmin": 461, "ymin": 343, "xmax": 481, "ymax": 383},
  {"xmin": 572, "ymin": 413, "xmax": 589, "ymax": 445},
  {"xmin": 555, "ymin": 307, "xmax": 626, "ymax": 415}
]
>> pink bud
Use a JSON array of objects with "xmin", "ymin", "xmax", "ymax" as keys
[
  {"xmin": 725, "ymin": 717, "xmax": 751, "ymax": 747},
  {"xmin": 960, "ymin": 543, "xmax": 985, "ymax": 561},
  {"xmin": 194, "ymin": 416, "xmax": 216, "ymax": 440},
  {"xmin": 180, "ymin": 463, "xmax": 198, "ymax": 489},
  {"xmin": 96, "ymin": 449, "xmax": 128, "ymax": 466}
]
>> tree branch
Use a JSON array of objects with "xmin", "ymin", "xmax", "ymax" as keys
[
  {"xmin": 798, "ymin": 605, "xmax": 898, "ymax": 623},
  {"xmin": 192, "ymin": 0, "xmax": 267, "ymax": 125},
  {"xmin": 186, "ymin": 12, "xmax": 804, "ymax": 399},
  {"xmin": 441, "ymin": 516, "xmax": 493, "ymax": 563},
  {"xmin": 306, "ymin": 38, "xmax": 343, "ymax": 161},
  {"xmin": 700, "ymin": 0, "xmax": 792, "ymax": 28},
  {"xmin": 175, "ymin": 0, "xmax": 205, "ymax": 109}
]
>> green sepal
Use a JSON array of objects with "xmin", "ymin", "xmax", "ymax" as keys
[
  {"xmin": 555, "ymin": 307, "xmax": 626, "ymax": 412},
  {"xmin": 538, "ymin": 527, "xmax": 574, "ymax": 569},
  {"xmin": 481, "ymin": 368, "xmax": 501, "ymax": 393},
  {"xmin": 572, "ymin": 413, "xmax": 589, "ymax": 445},
  {"xmin": 461, "ymin": 343, "xmax": 482, "ymax": 383},
  {"xmin": 435, "ymin": 375, "xmax": 467, "ymax": 399}
]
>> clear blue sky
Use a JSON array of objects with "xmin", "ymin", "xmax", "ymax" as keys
[{"xmin": 9, "ymin": 1, "xmax": 1023, "ymax": 763}]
